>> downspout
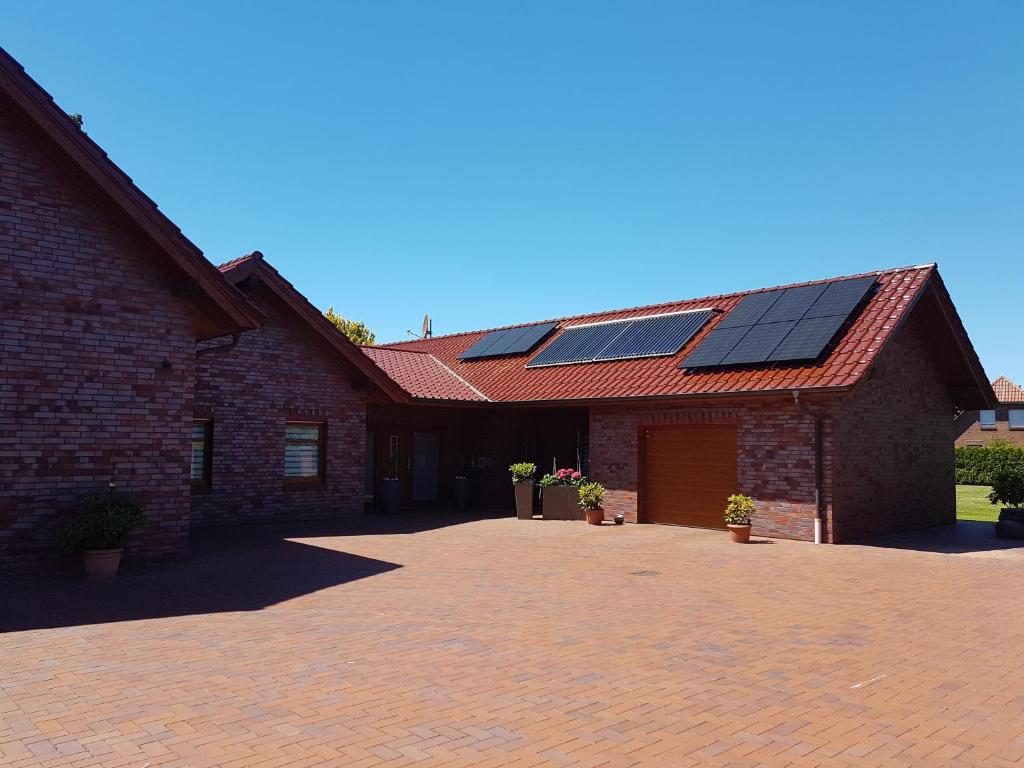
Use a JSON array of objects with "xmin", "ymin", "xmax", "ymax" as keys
[{"xmin": 793, "ymin": 390, "xmax": 824, "ymax": 544}]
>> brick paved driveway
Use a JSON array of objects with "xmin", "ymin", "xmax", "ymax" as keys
[{"xmin": 2, "ymin": 515, "xmax": 1024, "ymax": 767}]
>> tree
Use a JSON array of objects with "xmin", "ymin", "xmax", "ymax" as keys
[{"xmin": 324, "ymin": 307, "xmax": 376, "ymax": 346}]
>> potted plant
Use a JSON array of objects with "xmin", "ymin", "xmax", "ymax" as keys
[
  {"xmin": 724, "ymin": 494, "xmax": 755, "ymax": 543},
  {"xmin": 509, "ymin": 462, "xmax": 537, "ymax": 520},
  {"xmin": 453, "ymin": 475, "xmax": 470, "ymax": 511},
  {"xmin": 578, "ymin": 482, "xmax": 606, "ymax": 526},
  {"xmin": 380, "ymin": 453, "xmax": 402, "ymax": 514},
  {"xmin": 990, "ymin": 469, "xmax": 1024, "ymax": 539},
  {"xmin": 56, "ymin": 491, "xmax": 146, "ymax": 578},
  {"xmin": 539, "ymin": 468, "xmax": 584, "ymax": 520}
]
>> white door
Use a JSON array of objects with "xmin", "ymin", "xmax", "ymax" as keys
[{"xmin": 413, "ymin": 432, "xmax": 441, "ymax": 502}]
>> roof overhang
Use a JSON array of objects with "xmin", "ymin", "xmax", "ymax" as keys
[
  {"xmin": 0, "ymin": 47, "xmax": 262, "ymax": 340},
  {"xmin": 220, "ymin": 253, "xmax": 410, "ymax": 404}
]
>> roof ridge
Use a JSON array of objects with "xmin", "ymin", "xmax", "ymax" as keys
[
  {"xmin": 427, "ymin": 354, "xmax": 491, "ymax": 401},
  {"xmin": 382, "ymin": 263, "xmax": 933, "ymax": 346}
]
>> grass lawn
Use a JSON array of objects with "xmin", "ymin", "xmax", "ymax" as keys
[{"xmin": 956, "ymin": 484, "xmax": 998, "ymax": 522}]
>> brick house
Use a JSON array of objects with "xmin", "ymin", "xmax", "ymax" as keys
[
  {"xmin": 192, "ymin": 252, "xmax": 408, "ymax": 526},
  {"xmin": 955, "ymin": 376, "xmax": 1024, "ymax": 447},
  {"xmin": 1, "ymin": 44, "xmax": 999, "ymax": 573},
  {"xmin": 365, "ymin": 265, "xmax": 994, "ymax": 543},
  {"xmin": 0, "ymin": 49, "xmax": 262, "ymax": 572}
]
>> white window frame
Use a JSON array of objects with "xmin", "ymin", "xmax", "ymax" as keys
[
  {"xmin": 1009, "ymin": 410, "xmax": 1024, "ymax": 430},
  {"xmin": 979, "ymin": 410, "xmax": 997, "ymax": 430}
]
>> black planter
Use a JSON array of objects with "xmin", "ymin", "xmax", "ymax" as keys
[
  {"xmin": 454, "ymin": 477, "xmax": 470, "ymax": 511},
  {"xmin": 379, "ymin": 478, "xmax": 401, "ymax": 514}
]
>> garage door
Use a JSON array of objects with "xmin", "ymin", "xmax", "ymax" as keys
[{"xmin": 642, "ymin": 424, "xmax": 738, "ymax": 528}]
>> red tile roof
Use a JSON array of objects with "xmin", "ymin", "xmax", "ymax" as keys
[
  {"xmin": 361, "ymin": 348, "xmax": 487, "ymax": 402},
  {"xmin": 378, "ymin": 265, "xmax": 959, "ymax": 403},
  {"xmin": 993, "ymin": 376, "xmax": 1024, "ymax": 403}
]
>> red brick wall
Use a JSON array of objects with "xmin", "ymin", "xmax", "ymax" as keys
[
  {"xmin": 589, "ymin": 398, "xmax": 837, "ymax": 541},
  {"xmin": 955, "ymin": 407, "xmax": 1024, "ymax": 446},
  {"xmin": 0, "ymin": 110, "xmax": 197, "ymax": 573},
  {"xmin": 192, "ymin": 280, "xmax": 366, "ymax": 526},
  {"xmin": 831, "ymin": 309, "xmax": 956, "ymax": 541}
]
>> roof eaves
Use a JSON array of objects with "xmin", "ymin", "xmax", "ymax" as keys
[
  {"xmin": 221, "ymin": 254, "xmax": 410, "ymax": 404},
  {"xmin": 0, "ymin": 47, "xmax": 263, "ymax": 336}
]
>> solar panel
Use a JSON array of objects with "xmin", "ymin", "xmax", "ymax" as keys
[
  {"xmin": 767, "ymin": 315, "xmax": 847, "ymax": 362},
  {"xmin": 527, "ymin": 310, "xmax": 714, "ymax": 367},
  {"xmin": 758, "ymin": 283, "xmax": 827, "ymax": 324},
  {"xmin": 678, "ymin": 326, "xmax": 750, "ymax": 367},
  {"xmin": 459, "ymin": 322, "xmax": 558, "ymax": 360},
  {"xmin": 594, "ymin": 310, "xmax": 714, "ymax": 361},
  {"xmin": 507, "ymin": 322, "xmax": 558, "ymax": 355},
  {"xmin": 459, "ymin": 330, "xmax": 506, "ymax": 359},
  {"xmin": 526, "ymin": 323, "xmax": 626, "ymax": 367},
  {"xmin": 680, "ymin": 275, "xmax": 877, "ymax": 369},
  {"xmin": 721, "ymin": 321, "xmax": 797, "ymax": 365},
  {"xmin": 804, "ymin": 276, "xmax": 875, "ymax": 319},
  {"xmin": 715, "ymin": 291, "xmax": 782, "ymax": 329}
]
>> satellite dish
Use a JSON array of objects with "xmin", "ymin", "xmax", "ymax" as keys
[{"xmin": 422, "ymin": 314, "xmax": 432, "ymax": 338}]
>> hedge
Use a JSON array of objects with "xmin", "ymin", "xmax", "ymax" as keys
[{"xmin": 955, "ymin": 442, "xmax": 1024, "ymax": 485}]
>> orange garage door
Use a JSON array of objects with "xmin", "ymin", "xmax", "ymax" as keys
[{"xmin": 641, "ymin": 424, "xmax": 738, "ymax": 528}]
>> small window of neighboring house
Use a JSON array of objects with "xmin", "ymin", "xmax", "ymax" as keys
[
  {"xmin": 285, "ymin": 422, "xmax": 326, "ymax": 482},
  {"xmin": 191, "ymin": 419, "xmax": 213, "ymax": 485},
  {"xmin": 979, "ymin": 410, "xmax": 997, "ymax": 430},
  {"xmin": 1010, "ymin": 410, "xmax": 1024, "ymax": 430}
]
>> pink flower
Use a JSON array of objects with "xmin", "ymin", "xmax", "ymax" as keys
[{"xmin": 571, "ymin": 472, "xmax": 581, "ymax": 481}]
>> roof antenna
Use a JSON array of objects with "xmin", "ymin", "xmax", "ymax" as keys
[{"xmin": 406, "ymin": 314, "xmax": 432, "ymax": 339}]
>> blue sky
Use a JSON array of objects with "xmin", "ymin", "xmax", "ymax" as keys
[{"xmin": 7, "ymin": 2, "xmax": 1023, "ymax": 381}]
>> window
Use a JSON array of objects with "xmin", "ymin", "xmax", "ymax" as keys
[
  {"xmin": 1010, "ymin": 410, "xmax": 1024, "ymax": 430},
  {"xmin": 285, "ymin": 422, "xmax": 325, "ymax": 482},
  {"xmin": 191, "ymin": 419, "xmax": 213, "ymax": 486},
  {"xmin": 979, "ymin": 410, "xmax": 997, "ymax": 430}
]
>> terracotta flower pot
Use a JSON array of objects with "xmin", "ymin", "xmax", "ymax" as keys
[
  {"xmin": 83, "ymin": 548, "xmax": 123, "ymax": 579},
  {"xmin": 727, "ymin": 524, "xmax": 752, "ymax": 543},
  {"xmin": 585, "ymin": 508, "xmax": 604, "ymax": 526}
]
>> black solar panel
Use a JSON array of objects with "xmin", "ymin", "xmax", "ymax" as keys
[
  {"xmin": 459, "ymin": 322, "xmax": 557, "ymax": 360},
  {"xmin": 680, "ymin": 275, "xmax": 877, "ymax": 369},
  {"xmin": 715, "ymin": 291, "xmax": 782, "ymax": 329},
  {"xmin": 459, "ymin": 329, "xmax": 506, "ymax": 359},
  {"xmin": 758, "ymin": 283, "xmax": 827, "ymax": 324},
  {"xmin": 526, "ymin": 323, "xmax": 625, "ymax": 367},
  {"xmin": 804, "ymin": 276, "xmax": 875, "ymax": 319},
  {"xmin": 767, "ymin": 315, "xmax": 847, "ymax": 362},
  {"xmin": 594, "ymin": 311, "xmax": 714, "ymax": 361},
  {"xmin": 678, "ymin": 326, "xmax": 750, "ymax": 367},
  {"xmin": 721, "ymin": 321, "xmax": 797, "ymax": 365}
]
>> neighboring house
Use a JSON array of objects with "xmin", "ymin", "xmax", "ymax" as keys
[
  {"xmin": 955, "ymin": 376, "xmax": 1024, "ymax": 447},
  {"xmin": 366, "ymin": 265, "xmax": 994, "ymax": 543},
  {"xmin": 0, "ymin": 49, "xmax": 262, "ymax": 573},
  {"xmin": 192, "ymin": 253, "xmax": 407, "ymax": 526}
]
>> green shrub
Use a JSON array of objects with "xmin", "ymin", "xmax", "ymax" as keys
[
  {"xmin": 955, "ymin": 443, "xmax": 1024, "ymax": 485},
  {"xmin": 989, "ymin": 469, "xmax": 1024, "ymax": 508},
  {"xmin": 578, "ymin": 482, "xmax": 606, "ymax": 511},
  {"xmin": 56, "ymin": 492, "xmax": 146, "ymax": 555},
  {"xmin": 509, "ymin": 462, "xmax": 537, "ymax": 483},
  {"xmin": 723, "ymin": 494, "xmax": 756, "ymax": 526}
]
